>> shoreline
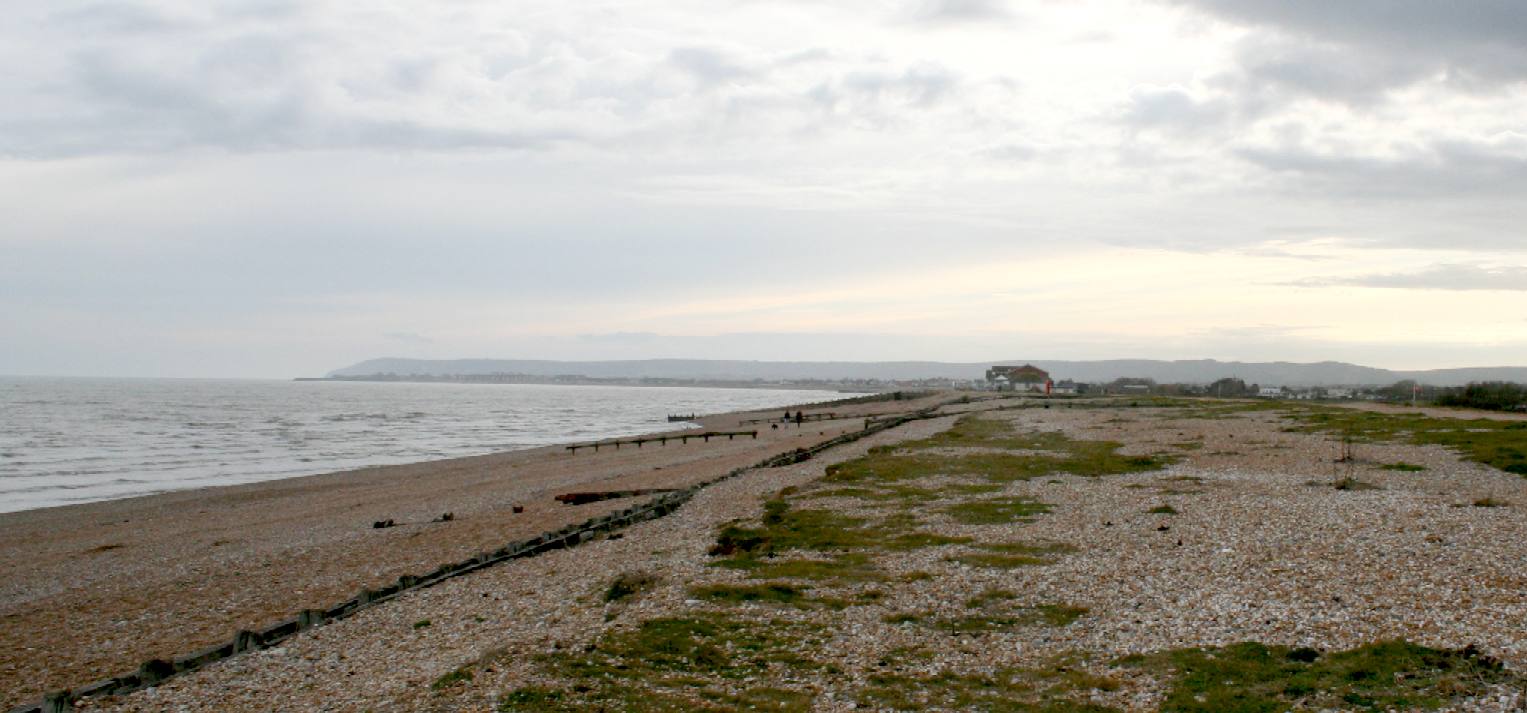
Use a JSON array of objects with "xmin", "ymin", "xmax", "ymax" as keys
[
  {"xmin": 0, "ymin": 392, "xmax": 947, "ymax": 708},
  {"xmin": 42, "ymin": 394, "xmax": 1527, "ymax": 711},
  {"xmin": 0, "ymin": 380, "xmax": 858, "ymax": 517}
]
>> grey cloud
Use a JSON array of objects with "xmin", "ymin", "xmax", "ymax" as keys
[
  {"xmin": 815, "ymin": 63, "xmax": 960, "ymax": 110},
  {"xmin": 1287, "ymin": 264, "xmax": 1527, "ymax": 291},
  {"xmin": 1120, "ymin": 86, "xmax": 1228, "ymax": 132},
  {"xmin": 1169, "ymin": 0, "xmax": 1527, "ymax": 92},
  {"xmin": 1170, "ymin": 1, "xmax": 1527, "ymax": 54},
  {"xmin": 0, "ymin": 41, "xmax": 574, "ymax": 157},
  {"xmin": 1227, "ymin": 35, "xmax": 1433, "ymax": 107},
  {"xmin": 50, "ymin": 3, "xmax": 181, "ymax": 34},
  {"xmin": 907, "ymin": 0, "xmax": 1014, "ymax": 24},
  {"xmin": 1236, "ymin": 137, "xmax": 1527, "ymax": 200},
  {"xmin": 668, "ymin": 47, "xmax": 753, "ymax": 86}
]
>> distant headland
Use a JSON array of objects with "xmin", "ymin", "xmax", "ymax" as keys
[{"xmin": 306, "ymin": 357, "xmax": 1527, "ymax": 389}]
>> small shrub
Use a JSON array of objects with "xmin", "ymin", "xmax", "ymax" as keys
[
  {"xmin": 431, "ymin": 665, "xmax": 473, "ymax": 690},
  {"xmin": 688, "ymin": 583, "xmax": 807, "ymax": 606},
  {"xmin": 412, "ymin": 619, "xmax": 431, "ymax": 629},
  {"xmin": 1472, "ymin": 497, "xmax": 1508, "ymax": 508},
  {"xmin": 1148, "ymin": 504, "xmax": 1177, "ymax": 514},
  {"xmin": 1333, "ymin": 477, "xmax": 1379, "ymax": 491},
  {"xmin": 604, "ymin": 571, "xmax": 659, "ymax": 602},
  {"xmin": 1382, "ymin": 462, "xmax": 1426, "ymax": 472}
]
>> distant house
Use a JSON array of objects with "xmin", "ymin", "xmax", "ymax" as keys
[
  {"xmin": 986, "ymin": 364, "xmax": 1050, "ymax": 391},
  {"xmin": 1258, "ymin": 386, "xmax": 1283, "ymax": 398},
  {"xmin": 1052, "ymin": 379, "xmax": 1079, "ymax": 395}
]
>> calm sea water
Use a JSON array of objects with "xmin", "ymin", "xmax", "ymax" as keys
[{"xmin": 0, "ymin": 378, "xmax": 844, "ymax": 514}]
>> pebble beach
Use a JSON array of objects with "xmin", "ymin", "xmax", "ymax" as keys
[{"xmin": 6, "ymin": 394, "xmax": 1525, "ymax": 712}]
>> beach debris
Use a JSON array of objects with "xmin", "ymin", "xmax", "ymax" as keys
[{"xmin": 372, "ymin": 519, "xmax": 395, "ymax": 529}]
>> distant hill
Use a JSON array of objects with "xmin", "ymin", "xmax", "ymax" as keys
[{"xmin": 325, "ymin": 357, "xmax": 1527, "ymax": 387}]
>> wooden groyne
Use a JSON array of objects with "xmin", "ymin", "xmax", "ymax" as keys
[
  {"xmin": 564, "ymin": 431, "xmax": 756, "ymax": 453},
  {"xmin": 739, "ymin": 412, "xmax": 838, "ymax": 425},
  {"xmin": 554, "ymin": 489, "xmax": 678, "ymax": 505}
]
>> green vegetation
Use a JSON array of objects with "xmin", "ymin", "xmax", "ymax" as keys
[
  {"xmin": 689, "ymin": 582, "xmax": 809, "ymax": 606},
  {"xmin": 965, "ymin": 587, "xmax": 1018, "ymax": 608},
  {"xmin": 1381, "ymin": 461, "xmax": 1427, "ymax": 472},
  {"xmin": 1472, "ymin": 497, "xmax": 1508, "ymax": 508},
  {"xmin": 412, "ymin": 619, "xmax": 431, "ymax": 630},
  {"xmin": 430, "ymin": 665, "xmax": 472, "ymax": 690},
  {"xmin": 487, "ymin": 406, "xmax": 1521, "ymax": 713},
  {"xmin": 708, "ymin": 499, "xmax": 969, "ymax": 583},
  {"xmin": 882, "ymin": 604, "xmax": 1088, "ymax": 634},
  {"xmin": 1280, "ymin": 406, "xmax": 1527, "ymax": 476},
  {"xmin": 604, "ymin": 570, "xmax": 660, "ymax": 603},
  {"xmin": 1120, "ymin": 640, "xmax": 1522, "ymax": 712},
  {"xmin": 1332, "ymin": 476, "xmax": 1380, "ymax": 491},
  {"xmin": 942, "ymin": 497, "xmax": 1053, "ymax": 524},
  {"xmin": 852, "ymin": 663, "xmax": 1122, "ymax": 712},
  {"xmin": 687, "ymin": 582, "xmax": 884, "ymax": 610},
  {"xmin": 497, "ymin": 613, "xmax": 831, "ymax": 712},
  {"xmin": 1435, "ymin": 381, "xmax": 1527, "ymax": 412},
  {"xmin": 821, "ymin": 417, "xmax": 1173, "ymax": 495}
]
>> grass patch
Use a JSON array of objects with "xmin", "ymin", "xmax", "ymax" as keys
[
  {"xmin": 708, "ymin": 500, "xmax": 968, "ymax": 582},
  {"xmin": 688, "ymin": 583, "xmax": 809, "ymax": 606},
  {"xmin": 604, "ymin": 570, "xmax": 660, "ymax": 603},
  {"xmin": 498, "ymin": 613, "xmax": 833, "ymax": 712},
  {"xmin": 941, "ymin": 497, "xmax": 1052, "ymax": 524},
  {"xmin": 412, "ymin": 619, "xmax": 431, "ymax": 630},
  {"xmin": 822, "ymin": 415, "xmax": 1174, "ymax": 492},
  {"xmin": 430, "ymin": 665, "xmax": 472, "ymax": 690},
  {"xmin": 852, "ymin": 662, "xmax": 1122, "ymax": 712},
  {"xmin": 965, "ymin": 587, "xmax": 1018, "ymax": 609},
  {"xmin": 1147, "ymin": 504, "xmax": 1178, "ymax": 514},
  {"xmin": 1381, "ymin": 461, "xmax": 1427, "ymax": 472},
  {"xmin": 882, "ymin": 604, "xmax": 1088, "ymax": 634},
  {"xmin": 1333, "ymin": 476, "xmax": 1380, "ymax": 491},
  {"xmin": 1280, "ymin": 406, "xmax": 1527, "ymax": 477},
  {"xmin": 1122, "ymin": 639, "xmax": 1522, "ymax": 712},
  {"xmin": 713, "ymin": 552, "xmax": 885, "ymax": 583},
  {"xmin": 1472, "ymin": 497, "xmax": 1508, "ymax": 508}
]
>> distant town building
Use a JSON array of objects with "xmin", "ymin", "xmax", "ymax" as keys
[
  {"xmin": 986, "ymin": 364, "xmax": 1050, "ymax": 391},
  {"xmin": 1258, "ymin": 386, "xmax": 1283, "ymax": 398}
]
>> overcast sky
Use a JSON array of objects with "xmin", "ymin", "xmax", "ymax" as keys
[{"xmin": 3, "ymin": 0, "xmax": 1525, "ymax": 377}]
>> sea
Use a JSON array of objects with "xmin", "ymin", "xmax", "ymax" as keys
[{"xmin": 0, "ymin": 377, "xmax": 845, "ymax": 514}]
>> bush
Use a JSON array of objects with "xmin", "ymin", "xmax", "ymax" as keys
[{"xmin": 1435, "ymin": 382, "xmax": 1527, "ymax": 412}]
